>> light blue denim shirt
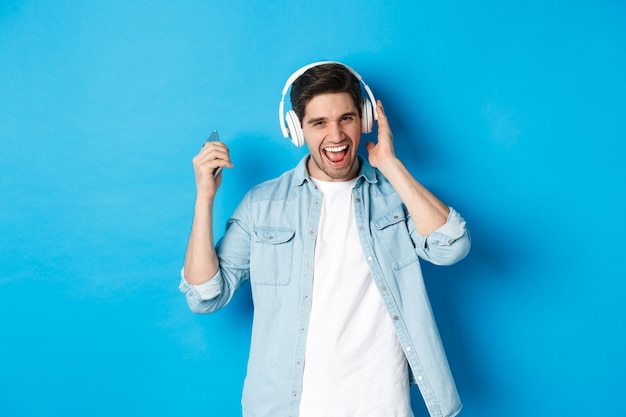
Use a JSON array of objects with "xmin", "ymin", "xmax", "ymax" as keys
[{"xmin": 180, "ymin": 156, "xmax": 470, "ymax": 417}]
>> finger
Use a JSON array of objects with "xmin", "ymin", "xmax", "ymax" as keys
[
  {"xmin": 375, "ymin": 100, "xmax": 389, "ymax": 127},
  {"xmin": 199, "ymin": 140, "xmax": 229, "ymax": 157},
  {"xmin": 196, "ymin": 143, "xmax": 233, "ymax": 167},
  {"xmin": 195, "ymin": 155, "xmax": 233, "ymax": 175}
]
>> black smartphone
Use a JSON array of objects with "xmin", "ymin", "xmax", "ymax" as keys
[{"xmin": 205, "ymin": 130, "xmax": 223, "ymax": 178}]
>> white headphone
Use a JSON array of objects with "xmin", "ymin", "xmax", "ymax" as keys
[{"xmin": 278, "ymin": 61, "xmax": 378, "ymax": 147}]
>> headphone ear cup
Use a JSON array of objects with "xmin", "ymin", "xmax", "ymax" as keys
[
  {"xmin": 361, "ymin": 97, "xmax": 373, "ymax": 134},
  {"xmin": 285, "ymin": 110, "xmax": 305, "ymax": 147}
]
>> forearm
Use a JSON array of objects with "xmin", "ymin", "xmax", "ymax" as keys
[
  {"xmin": 183, "ymin": 196, "xmax": 220, "ymax": 285},
  {"xmin": 376, "ymin": 157, "xmax": 449, "ymax": 236}
]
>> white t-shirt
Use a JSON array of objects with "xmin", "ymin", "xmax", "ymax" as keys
[{"xmin": 299, "ymin": 178, "xmax": 413, "ymax": 417}]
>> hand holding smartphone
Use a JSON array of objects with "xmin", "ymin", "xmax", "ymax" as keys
[{"xmin": 205, "ymin": 129, "xmax": 223, "ymax": 178}]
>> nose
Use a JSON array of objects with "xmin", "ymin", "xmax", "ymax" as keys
[{"xmin": 328, "ymin": 122, "xmax": 343, "ymax": 141}]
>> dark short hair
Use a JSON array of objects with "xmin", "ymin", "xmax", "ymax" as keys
[{"xmin": 290, "ymin": 63, "xmax": 363, "ymax": 123}]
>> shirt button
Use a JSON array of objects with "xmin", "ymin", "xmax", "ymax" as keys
[
  {"xmin": 356, "ymin": 198, "xmax": 361, "ymax": 202},
  {"xmin": 380, "ymin": 285, "xmax": 386, "ymax": 292},
  {"xmin": 417, "ymin": 375, "xmax": 423, "ymax": 382},
  {"xmin": 309, "ymin": 230, "xmax": 314, "ymax": 235},
  {"xmin": 393, "ymin": 315, "xmax": 399, "ymax": 321},
  {"xmin": 367, "ymin": 256, "xmax": 372, "ymax": 261},
  {"xmin": 406, "ymin": 346, "xmax": 412, "ymax": 352}
]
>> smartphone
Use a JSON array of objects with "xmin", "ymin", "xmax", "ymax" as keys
[{"xmin": 205, "ymin": 129, "xmax": 223, "ymax": 178}]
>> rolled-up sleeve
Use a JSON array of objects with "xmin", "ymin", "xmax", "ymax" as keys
[
  {"xmin": 178, "ymin": 268, "xmax": 227, "ymax": 313},
  {"xmin": 179, "ymin": 267, "xmax": 223, "ymax": 300},
  {"xmin": 413, "ymin": 207, "xmax": 471, "ymax": 266}
]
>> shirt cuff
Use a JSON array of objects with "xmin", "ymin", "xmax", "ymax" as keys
[
  {"xmin": 426, "ymin": 207, "xmax": 467, "ymax": 246},
  {"xmin": 178, "ymin": 268, "xmax": 222, "ymax": 301}
]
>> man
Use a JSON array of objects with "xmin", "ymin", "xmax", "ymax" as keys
[{"xmin": 180, "ymin": 62, "xmax": 470, "ymax": 417}]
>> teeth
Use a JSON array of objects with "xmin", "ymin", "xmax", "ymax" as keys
[{"xmin": 324, "ymin": 145, "xmax": 348, "ymax": 153}]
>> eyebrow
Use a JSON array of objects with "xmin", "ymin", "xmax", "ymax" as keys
[{"xmin": 306, "ymin": 111, "xmax": 358, "ymax": 126}]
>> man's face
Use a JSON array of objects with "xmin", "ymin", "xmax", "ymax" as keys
[{"xmin": 301, "ymin": 92, "xmax": 362, "ymax": 182}]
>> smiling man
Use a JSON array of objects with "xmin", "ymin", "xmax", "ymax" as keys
[
  {"xmin": 179, "ymin": 62, "xmax": 471, "ymax": 417},
  {"xmin": 302, "ymin": 92, "xmax": 362, "ymax": 180}
]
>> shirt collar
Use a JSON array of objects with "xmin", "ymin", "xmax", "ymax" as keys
[{"xmin": 291, "ymin": 155, "xmax": 378, "ymax": 187}]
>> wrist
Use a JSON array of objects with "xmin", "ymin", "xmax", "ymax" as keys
[{"xmin": 194, "ymin": 192, "xmax": 215, "ymax": 208}]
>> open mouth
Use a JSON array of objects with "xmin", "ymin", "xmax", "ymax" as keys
[{"xmin": 323, "ymin": 144, "xmax": 349, "ymax": 165}]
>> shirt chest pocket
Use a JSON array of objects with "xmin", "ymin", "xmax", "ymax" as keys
[
  {"xmin": 372, "ymin": 207, "xmax": 419, "ymax": 270},
  {"xmin": 251, "ymin": 226, "xmax": 296, "ymax": 286}
]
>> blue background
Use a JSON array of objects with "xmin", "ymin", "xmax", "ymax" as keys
[{"xmin": 1, "ymin": 1, "xmax": 625, "ymax": 416}]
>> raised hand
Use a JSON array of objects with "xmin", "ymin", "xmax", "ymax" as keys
[
  {"xmin": 192, "ymin": 140, "xmax": 233, "ymax": 199},
  {"xmin": 365, "ymin": 100, "xmax": 397, "ymax": 169}
]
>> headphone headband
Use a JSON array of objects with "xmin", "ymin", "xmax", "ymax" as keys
[{"xmin": 278, "ymin": 61, "xmax": 378, "ymax": 139}]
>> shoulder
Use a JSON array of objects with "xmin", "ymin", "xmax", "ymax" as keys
[
  {"xmin": 358, "ymin": 157, "xmax": 397, "ymax": 198},
  {"xmin": 366, "ymin": 170, "xmax": 399, "ymax": 200},
  {"xmin": 244, "ymin": 166, "xmax": 301, "ymax": 203}
]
